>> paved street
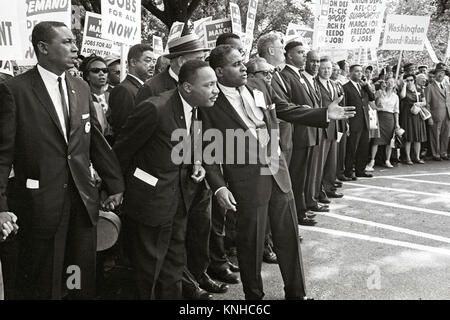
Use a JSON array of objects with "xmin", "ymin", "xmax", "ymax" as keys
[{"xmin": 216, "ymin": 161, "xmax": 450, "ymax": 300}]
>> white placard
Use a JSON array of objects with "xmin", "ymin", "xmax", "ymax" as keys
[
  {"xmin": 18, "ymin": 0, "xmax": 71, "ymax": 65},
  {"xmin": 193, "ymin": 17, "xmax": 212, "ymax": 47},
  {"xmin": 204, "ymin": 18, "xmax": 232, "ymax": 49},
  {"xmin": 152, "ymin": 35, "xmax": 164, "ymax": 56},
  {"xmin": 230, "ymin": 2, "xmax": 242, "ymax": 35},
  {"xmin": 0, "ymin": 60, "xmax": 14, "ymax": 76},
  {"xmin": 101, "ymin": 0, "xmax": 141, "ymax": 45},
  {"xmin": 381, "ymin": 14, "xmax": 430, "ymax": 51},
  {"xmin": 80, "ymin": 12, "xmax": 121, "ymax": 58},
  {"xmin": 0, "ymin": 1, "xmax": 24, "ymax": 60}
]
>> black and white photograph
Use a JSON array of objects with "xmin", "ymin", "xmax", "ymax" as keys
[{"xmin": 1, "ymin": 0, "xmax": 450, "ymax": 311}]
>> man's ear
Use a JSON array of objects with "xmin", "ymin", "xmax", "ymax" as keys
[
  {"xmin": 268, "ymin": 47, "xmax": 275, "ymax": 56},
  {"xmin": 215, "ymin": 67, "xmax": 224, "ymax": 79},
  {"xmin": 182, "ymin": 82, "xmax": 192, "ymax": 93},
  {"xmin": 177, "ymin": 56, "xmax": 186, "ymax": 68},
  {"xmin": 37, "ymin": 41, "xmax": 48, "ymax": 56},
  {"xmin": 129, "ymin": 58, "xmax": 136, "ymax": 68}
]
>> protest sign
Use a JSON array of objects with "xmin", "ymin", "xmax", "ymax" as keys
[
  {"xmin": 72, "ymin": 5, "xmax": 82, "ymax": 30},
  {"xmin": 101, "ymin": 0, "xmax": 141, "ymax": 45},
  {"xmin": 153, "ymin": 35, "xmax": 164, "ymax": 56},
  {"xmin": 314, "ymin": 0, "xmax": 386, "ymax": 50},
  {"xmin": 244, "ymin": 0, "xmax": 258, "ymax": 57},
  {"xmin": 80, "ymin": 12, "xmax": 121, "ymax": 58},
  {"xmin": 204, "ymin": 18, "xmax": 232, "ymax": 49},
  {"xmin": 230, "ymin": 2, "xmax": 242, "ymax": 35},
  {"xmin": 342, "ymin": 0, "xmax": 386, "ymax": 48},
  {"xmin": 17, "ymin": 0, "xmax": 71, "ymax": 65},
  {"xmin": 168, "ymin": 21, "xmax": 185, "ymax": 43},
  {"xmin": 286, "ymin": 23, "xmax": 314, "ymax": 48},
  {"xmin": 0, "ymin": 60, "xmax": 14, "ymax": 76},
  {"xmin": 381, "ymin": 15, "xmax": 430, "ymax": 51},
  {"xmin": 446, "ymin": 33, "xmax": 450, "ymax": 60},
  {"xmin": 193, "ymin": 17, "xmax": 212, "ymax": 46},
  {"xmin": 424, "ymin": 37, "xmax": 439, "ymax": 63},
  {"xmin": 0, "ymin": 1, "xmax": 24, "ymax": 60},
  {"xmin": 314, "ymin": 0, "xmax": 348, "ymax": 49}
]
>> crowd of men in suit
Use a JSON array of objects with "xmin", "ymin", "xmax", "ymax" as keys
[{"xmin": 0, "ymin": 20, "xmax": 449, "ymax": 300}]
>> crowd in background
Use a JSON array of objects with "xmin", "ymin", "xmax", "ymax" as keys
[{"xmin": 1, "ymin": 21, "xmax": 450, "ymax": 301}]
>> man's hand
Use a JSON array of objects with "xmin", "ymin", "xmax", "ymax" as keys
[
  {"xmin": 215, "ymin": 188, "xmax": 237, "ymax": 212},
  {"xmin": 0, "ymin": 211, "xmax": 18, "ymax": 241},
  {"xmin": 101, "ymin": 192, "xmax": 123, "ymax": 211},
  {"xmin": 328, "ymin": 96, "xmax": 356, "ymax": 120},
  {"xmin": 191, "ymin": 162, "xmax": 206, "ymax": 183}
]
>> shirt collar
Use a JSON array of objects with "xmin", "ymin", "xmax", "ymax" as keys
[
  {"xmin": 285, "ymin": 64, "xmax": 301, "ymax": 76},
  {"xmin": 169, "ymin": 67, "xmax": 179, "ymax": 82},
  {"xmin": 318, "ymin": 76, "xmax": 330, "ymax": 86},
  {"xmin": 179, "ymin": 92, "xmax": 195, "ymax": 111},
  {"xmin": 350, "ymin": 79, "xmax": 361, "ymax": 90},
  {"xmin": 128, "ymin": 73, "xmax": 144, "ymax": 85},
  {"xmin": 302, "ymin": 71, "xmax": 315, "ymax": 82},
  {"xmin": 218, "ymin": 82, "xmax": 241, "ymax": 96},
  {"xmin": 37, "ymin": 64, "xmax": 65, "ymax": 82}
]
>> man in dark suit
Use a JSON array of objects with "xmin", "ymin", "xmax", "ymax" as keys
[
  {"xmin": 0, "ymin": 21, "xmax": 124, "ymax": 299},
  {"xmin": 135, "ymin": 34, "xmax": 209, "ymax": 105},
  {"xmin": 343, "ymin": 64, "xmax": 375, "ymax": 179},
  {"xmin": 109, "ymin": 44, "xmax": 155, "ymax": 141},
  {"xmin": 316, "ymin": 57, "xmax": 344, "ymax": 199},
  {"xmin": 425, "ymin": 66, "xmax": 450, "ymax": 160},
  {"xmin": 113, "ymin": 60, "xmax": 217, "ymax": 299},
  {"xmin": 281, "ymin": 43, "xmax": 324, "ymax": 225},
  {"xmin": 331, "ymin": 62, "xmax": 350, "ymax": 182},
  {"xmin": 204, "ymin": 45, "xmax": 353, "ymax": 300},
  {"xmin": 123, "ymin": 35, "xmax": 225, "ymax": 299},
  {"xmin": 257, "ymin": 33, "xmax": 293, "ymax": 165}
]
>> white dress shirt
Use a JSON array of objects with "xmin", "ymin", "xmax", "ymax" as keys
[
  {"xmin": 318, "ymin": 77, "xmax": 335, "ymax": 100},
  {"xmin": 302, "ymin": 71, "xmax": 317, "ymax": 93},
  {"xmin": 218, "ymin": 83, "xmax": 261, "ymax": 139},
  {"xmin": 37, "ymin": 64, "xmax": 70, "ymax": 142},
  {"xmin": 350, "ymin": 80, "xmax": 362, "ymax": 95},
  {"xmin": 179, "ymin": 93, "xmax": 194, "ymax": 133},
  {"xmin": 169, "ymin": 67, "xmax": 179, "ymax": 82}
]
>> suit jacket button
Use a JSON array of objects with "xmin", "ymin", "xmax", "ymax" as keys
[
  {"xmin": 67, "ymin": 155, "xmax": 72, "ymax": 160},
  {"xmin": 63, "ymin": 184, "xmax": 68, "ymax": 189}
]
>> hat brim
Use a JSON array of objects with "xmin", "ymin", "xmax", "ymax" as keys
[{"xmin": 163, "ymin": 47, "xmax": 210, "ymax": 59}]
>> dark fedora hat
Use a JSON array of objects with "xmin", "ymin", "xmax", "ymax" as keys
[{"xmin": 164, "ymin": 34, "xmax": 210, "ymax": 59}]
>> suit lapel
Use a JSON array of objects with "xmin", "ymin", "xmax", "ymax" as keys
[
  {"xmin": 31, "ymin": 68, "xmax": 66, "ymax": 142},
  {"xmin": 435, "ymin": 81, "xmax": 446, "ymax": 98},
  {"xmin": 126, "ymin": 74, "xmax": 143, "ymax": 90},
  {"xmin": 318, "ymin": 80, "xmax": 332, "ymax": 101},
  {"xmin": 171, "ymin": 92, "xmax": 187, "ymax": 130},
  {"xmin": 273, "ymin": 71, "xmax": 288, "ymax": 95},
  {"xmin": 65, "ymin": 74, "xmax": 80, "ymax": 145},
  {"xmin": 245, "ymin": 84, "xmax": 273, "ymax": 131}
]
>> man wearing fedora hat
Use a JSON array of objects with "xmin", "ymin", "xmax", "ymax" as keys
[
  {"xmin": 425, "ymin": 65, "xmax": 450, "ymax": 161},
  {"xmin": 135, "ymin": 34, "xmax": 210, "ymax": 105},
  {"xmin": 134, "ymin": 34, "xmax": 223, "ymax": 300}
]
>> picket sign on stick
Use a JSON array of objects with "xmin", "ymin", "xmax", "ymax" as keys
[
  {"xmin": 395, "ymin": 50, "xmax": 403, "ymax": 80},
  {"xmin": 120, "ymin": 44, "xmax": 129, "ymax": 82}
]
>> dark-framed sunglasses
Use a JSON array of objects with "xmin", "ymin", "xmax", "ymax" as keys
[
  {"xmin": 254, "ymin": 70, "xmax": 275, "ymax": 77},
  {"xmin": 89, "ymin": 68, "xmax": 109, "ymax": 74}
]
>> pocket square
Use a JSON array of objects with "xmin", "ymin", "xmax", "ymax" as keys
[{"xmin": 82, "ymin": 113, "xmax": 90, "ymax": 120}]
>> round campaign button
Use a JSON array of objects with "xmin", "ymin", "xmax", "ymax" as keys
[{"xmin": 85, "ymin": 122, "xmax": 91, "ymax": 133}]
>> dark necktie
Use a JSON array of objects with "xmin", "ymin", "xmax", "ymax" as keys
[
  {"xmin": 190, "ymin": 107, "xmax": 201, "ymax": 163},
  {"xmin": 357, "ymin": 83, "xmax": 362, "ymax": 95},
  {"xmin": 327, "ymin": 80, "xmax": 334, "ymax": 100},
  {"xmin": 57, "ymin": 77, "xmax": 70, "ymax": 139}
]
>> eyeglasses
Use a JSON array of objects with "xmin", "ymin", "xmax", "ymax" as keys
[
  {"xmin": 254, "ymin": 70, "xmax": 275, "ymax": 77},
  {"xmin": 89, "ymin": 68, "xmax": 109, "ymax": 74},
  {"xmin": 405, "ymin": 79, "xmax": 414, "ymax": 82}
]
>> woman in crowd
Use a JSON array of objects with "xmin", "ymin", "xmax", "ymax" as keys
[
  {"xmin": 366, "ymin": 78, "xmax": 400, "ymax": 170},
  {"xmin": 79, "ymin": 55, "xmax": 113, "ymax": 142},
  {"xmin": 399, "ymin": 73, "xmax": 427, "ymax": 165}
]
